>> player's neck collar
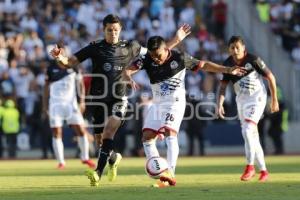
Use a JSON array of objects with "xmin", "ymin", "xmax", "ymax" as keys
[{"xmin": 104, "ymin": 39, "xmax": 120, "ymax": 46}]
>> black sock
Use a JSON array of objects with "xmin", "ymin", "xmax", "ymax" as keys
[{"xmin": 96, "ymin": 139, "xmax": 114, "ymax": 177}]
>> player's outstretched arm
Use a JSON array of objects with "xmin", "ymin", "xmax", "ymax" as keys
[
  {"xmin": 50, "ymin": 44, "xmax": 79, "ymax": 68},
  {"xmin": 167, "ymin": 23, "xmax": 191, "ymax": 49},
  {"xmin": 201, "ymin": 61, "xmax": 246, "ymax": 75},
  {"xmin": 217, "ymin": 81, "xmax": 228, "ymax": 119},
  {"xmin": 122, "ymin": 66, "xmax": 140, "ymax": 90},
  {"xmin": 77, "ymin": 73, "xmax": 86, "ymax": 114},
  {"xmin": 265, "ymin": 72, "xmax": 279, "ymax": 113}
]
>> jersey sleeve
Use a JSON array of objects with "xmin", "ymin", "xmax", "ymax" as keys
[
  {"xmin": 130, "ymin": 40, "xmax": 143, "ymax": 58},
  {"xmin": 183, "ymin": 52, "xmax": 203, "ymax": 71},
  {"xmin": 74, "ymin": 43, "xmax": 93, "ymax": 63},
  {"xmin": 220, "ymin": 60, "xmax": 232, "ymax": 82},
  {"xmin": 253, "ymin": 57, "xmax": 271, "ymax": 77}
]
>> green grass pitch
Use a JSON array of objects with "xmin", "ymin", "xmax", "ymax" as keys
[{"xmin": 0, "ymin": 156, "xmax": 299, "ymax": 200}]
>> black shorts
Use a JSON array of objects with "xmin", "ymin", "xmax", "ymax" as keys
[{"xmin": 87, "ymin": 99, "xmax": 128, "ymax": 134}]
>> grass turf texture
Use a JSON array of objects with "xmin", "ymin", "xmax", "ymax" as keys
[{"xmin": 0, "ymin": 156, "xmax": 299, "ymax": 200}]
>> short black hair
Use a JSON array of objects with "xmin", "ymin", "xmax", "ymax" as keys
[
  {"xmin": 103, "ymin": 14, "xmax": 122, "ymax": 28},
  {"xmin": 147, "ymin": 36, "xmax": 166, "ymax": 52},
  {"xmin": 228, "ymin": 35, "xmax": 245, "ymax": 46}
]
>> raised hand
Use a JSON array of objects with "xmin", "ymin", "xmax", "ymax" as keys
[
  {"xmin": 175, "ymin": 23, "xmax": 192, "ymax": 41},
  {"xmin": 50, "ymin": 44, "xmax": 62, "ymax": 59}
]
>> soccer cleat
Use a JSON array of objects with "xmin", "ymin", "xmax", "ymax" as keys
[
  {"xmin": 107, "ymin": 153, "xmax": 122, "ymax": 181},
  {"xmin": 159, "ymin": 170, "xmax": 176, "ymax": 186},
  {"xmin": 57, "ymin": 163, "xmax": 65, "ymax": 169},
  {"xmin": 151, "ymin": 180, "xmax": 170, "ymax": 188},
  {"xmin": 82, "ymin": 159, "xmax": 96, "ymax": 168},
  {"xmin": 85, "ymin": 169, "xmax": 100, "ymax": 187},
  {"xmin": 258, "ymin": 170, "xmax": 269, "ymax": 182},
  {"xmin": 240, "ymin": 165, "xmax": 256, "ymax": 181}
]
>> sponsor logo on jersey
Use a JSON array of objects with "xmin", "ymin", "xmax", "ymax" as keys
[
  {"xmin": 170, "ymin": 60, "xmax": 179, "ymax": 69},
  {"xmin": 114, "ymin": 66, "xmax": 123, "ymax": 71},
  {"xmin": 103, "ymin": 63, "xmax": 112, "ymax": 72}
]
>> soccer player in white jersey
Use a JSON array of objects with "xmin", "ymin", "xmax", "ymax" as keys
[
  {"xmin": 217, "ymin": 36, "xmax": 279, "ymax": 182},
  {"xmin": 123, "ymin": 36, "xmax": 246, "ymax": 187},
  {"xmin": 43, "ymin": 59, "xmax": 95, "ymax": 169}
]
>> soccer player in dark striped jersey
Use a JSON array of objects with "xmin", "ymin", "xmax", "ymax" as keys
[
  {"xmin": 123, "ymin": 36, "xmax": 246, "ymax": 187},
  {"xmin": 50, "ymin": 14, "xmax": 192, "ymax": 186},
  {"xmin": 217, "ymin": 35, "xmax": 279, "ymax": 182}
]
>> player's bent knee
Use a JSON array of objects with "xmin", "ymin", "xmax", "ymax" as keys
[{"xmin": 142, "ymin": 130, "xmax": 157, "ymax": 142}]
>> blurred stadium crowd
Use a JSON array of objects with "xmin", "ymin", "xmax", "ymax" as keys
[
  {"xmin": 254, "ymin": 0, "xmax": 300, "ymax": 68},
  {"xmin": 0, "ymin": 0, "xmax": 288, "ymax": 158}
]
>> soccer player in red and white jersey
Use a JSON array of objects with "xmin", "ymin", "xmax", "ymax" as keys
[
  {"xmin": 124, "ymin": 36, "xmax": 245, "ymax": 187},
  {"xmin": 217, "ymin": 36, "xmax": 279, "ymax": 182}
]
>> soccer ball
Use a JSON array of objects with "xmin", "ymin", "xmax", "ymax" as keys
[{"xmin": 145, "ymin": 156, "xmax": 169, "ymax": 179}]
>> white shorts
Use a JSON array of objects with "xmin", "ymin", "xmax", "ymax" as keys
[
  {"xmin": 237, "ymin": 95, "xmax": 267, "ymax": 124},
  {"xmin": 143, "ymin": 101, "xmax": 186, "ymax": 133},
  {"xmin": 49, "ymin": 102, "xmax": 84, "ymax": 128}
]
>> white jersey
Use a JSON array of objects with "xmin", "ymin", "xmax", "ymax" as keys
[
  {"xmin": 233, "ymin": 70, "xmax": 267, "ymax": 102},
  {"xmin": 134, "ymin": 50, "xmax": 202, "ymax": 103},
  {"xmin": 46, "ymin": 65, "xmax": 84, "ymax": 127},
  {"xmin": 150, "ymin": 68, "xmax": 186, "ymax": 103},
  {"xmin": 49, "ymin": 72, "xmax": 78, "ymax": 103},
  {"xmin": 221, "ymin": 53, "xmax": 270, "ymax": 101}
]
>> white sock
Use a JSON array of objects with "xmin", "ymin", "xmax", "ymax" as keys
[
  {"xmin": 52, "ymin": 137, "xmax": 65, "ymax": 164},
  {"xmin": 242, "ymin": 123, "xmax": 256, "ymax": 166},
  {"xmin": 143, "ymin": 140, "xmax": 159, "ymax": 159},
  {"xmin": 165, "ymin": 135, "xmax": 179, "ymax": 176},
  {"xmin": 78, "ymin": 135, "xmax": 89, "ymax": 161},
  {"xmin": 254, "ymin": 131, "xmax": 267, "ymax": 171}
]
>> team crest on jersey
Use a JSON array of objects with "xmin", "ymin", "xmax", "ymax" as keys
[
  {"xmin": 170, "ymin": 60, "xmax": 179, "ymax": 69},
  {"xmin": 103, "ymin": 63, "xmax": 112, "ymax": 71},
  {"xmin": 245, "ymin": 63, "xmax": 253, "ymax": 70}
]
